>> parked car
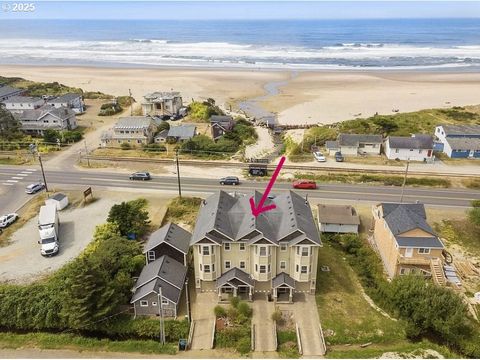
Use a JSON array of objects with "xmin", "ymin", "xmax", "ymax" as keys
[
  {"xmin": 220, "ymin": 176, "xmax": 240, "ymax": 185},
  {"xmin": 292, "ymin": 180, "xmax": 317, "ymax": 189},
  {"xmin": 358, "ymin": 149, "xmax": 367, "ymax": 156},
  {"xmin": 0, "ymin": 213, "xmax": 18, "ymax": 228},
  {"xmin": 129, "ymin": 172, "xmax": 151, "ymax": 180},
  {"xmin": 335, "ymin": 152, "xmax": 344, "ymax": 162},
  {"xmin": 25, "ymin": 182, "xmax": 45, "ymax": 194},
  {"xmin": 313, "ymin": 151, "xmax": 326, "ymax": 162}
]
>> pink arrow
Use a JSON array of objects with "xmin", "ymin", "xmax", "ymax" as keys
[{"xmin": 249, "ymin": 156, "xmax": 286, "ymax": 217}]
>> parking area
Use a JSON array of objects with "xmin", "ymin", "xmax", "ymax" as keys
[{"xmin": 0, "ymin": 197, "xmax": 116, "ymax": 284}]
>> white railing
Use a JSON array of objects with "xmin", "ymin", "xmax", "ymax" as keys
[
  {"xmin": 210, "ymin": 318, "xmax": 216, "ymax": 349},
  {"xmin": 187, "ymin": 320, "xmax": 195, "ymax": 350},
  {"xmin": 318, "ymin": 322, "xmax": 327, "ymax": 355},
  {"xmin": 295, "ymin": 322, "xmax": 303, "ymax": 355}
]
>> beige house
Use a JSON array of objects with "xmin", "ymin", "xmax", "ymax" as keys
[
  {"xmin": 372, "ymin": 202, "xmax": 446, "ymax": 285},
  {"xmin": 191, "ymin": 190, "xmax": 322, "ymax": 303},
  {"xmin": 141, "ymin": 92, "xmax": 183, "ymax": 117},
  {"xmin": 101, "ymin": 116, "xmax": 157, "ymax": 147}
]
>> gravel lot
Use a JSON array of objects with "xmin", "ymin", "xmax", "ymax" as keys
[{"xmin": 0, "ymin": 197, "xmax": 116, "ymax": 284}]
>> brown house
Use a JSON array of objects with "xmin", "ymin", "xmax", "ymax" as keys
[{"xmin": 372, "ymin": 203, "xmax": 446, "ymax": 285}]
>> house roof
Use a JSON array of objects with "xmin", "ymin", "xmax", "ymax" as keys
[
  {"xmin": 325, "ymin": 141, "xmax": 339, "ymax": 149},
  {"xmin": 130, "ymin": 255, "xmax": 187, "ymax": 304},
  {"xmin": 380, "ymin": 203, "xmax": 434, "ymax": 236},
  {"xmin": 167, "ymin": 125, "xmax": 196, "ymax": 139},
  {"xmin": 18, "ymin": 105, "xmax": 75, "ymax": 121},
  {"xmin": 48, "ymin": 93, "xmax": 82, "ymax": 103},
  {"xmin": 445, "ymin": 137, "xmax": 480, "ymax": 151},
  {"xmin": 154, "ymin": 129, "xmax": 169, "ymax": 140},
  {"xmin": 2, "ymin": 96, "xmax": 43, "ymax": 104},
  {"xmin": 210, "ymin": 115, "xmax": 233, "ymax": 124},
  {"xmin": 143, "ymin": 223, "xmax": 191, "ymax": 255},
  {"xmin": 395, "ymin": 236, "xmax": 444, "ymax": 249},
  {"xmin": 441, "ymin": 124, "xmax": 480, "ymax": 137},
  {"xmin": 50, "ymin": 193, "xmax": 67, "ymax": 201},
  {"xmin": 216, "ymin": 267, "xmax": 254, "ymax": 288},
  {"xmin": 143, "ymin": 91, "xmax": 181, "ymax": 102},
  {"xmin": 0, "ymin": 85, "xmax": 23, "ymax": 98},
  {"xmin": 191, "ymin": 190, "xmax": 321, "ymax": 246},
  {"xmin": 387, "ymin": 134, "xmax": 433, "ymax": 150},
  {"xmin": 338, "ymin": 134, "xmax": 383, "ymax": 147},
  {"xmin": 272, "ymin": 272, "xmax": 295, "ymax": 289},
  {"xmin": 317, "ymin": 204, "xmax": 360, "ymax": 225},
  {"xmin": 114, "ymin": 116, "xmax": 154, "ymax": 130}
]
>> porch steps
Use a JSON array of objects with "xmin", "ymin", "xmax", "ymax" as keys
[{"xmin": 430, "ymin": 258, "xmax": 446, "ymax": 286}]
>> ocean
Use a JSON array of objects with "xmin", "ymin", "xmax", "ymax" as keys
[{"xmin": 1, "ymin": 18, "xmax": 480, "ymax": 70}]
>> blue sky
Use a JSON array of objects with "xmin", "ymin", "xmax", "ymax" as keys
[{"xmin": 2, "ymin": 1, "xmax": 480, "ymax": 19}]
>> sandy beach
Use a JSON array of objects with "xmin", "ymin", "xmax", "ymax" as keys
[{"xmin": 1, "ymin": 65, "xmax": 480, "ymax": 125}]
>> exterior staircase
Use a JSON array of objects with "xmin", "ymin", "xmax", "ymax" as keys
[{"xmin": 430, "ymin": 258, "xmax": 446, "ymax": 286}]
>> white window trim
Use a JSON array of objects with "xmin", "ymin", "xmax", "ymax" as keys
[
  {"xmin": 147, "ymin": 251, "xmax": 155, "ymax": 261},
  {"xmin": 162, "ymin": 299, "xmax": 169, "ymax": 305},
  {"xmin": 301, "ymin": 265, "xmax": 308, "ymax": 274},
  {"xmin": 224, "ymin": 243, "xmax": 231, "ymax": 251},
  {"xmin": 280, "ymin": 244, "xmax": 287, "ymax": 252},
  {"xmin": 139, "ymin": 300, "xmax": 148, "ymax": 307},
  {"xmin": 259, "ymin": 265, "xmax": 267, "ymax": 274},
  {"xmin": 239, "ymin": 261, "xmax": 246, "ymax": 269},
  {"xmin": 225, "ymin": 260, "xmax": 231, "ymax": 269},
  {"xmin": 280, "ymin": 261, "xmax": 287, "ymax": 270},
  {"xmin": 418, "ymin": 248, "xmax": 431, "ymax": 254},
  {"xmin": 204, "ymin": 264, "xmax": 211, "ymax": 273},
  {"xmin": 239, "ymin": 243, "xmax": 246, "ymax": 251}
]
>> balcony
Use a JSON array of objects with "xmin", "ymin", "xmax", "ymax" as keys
[{"xmin": 397, "ymin": 256, "xmax": 432, "ymax": 266}]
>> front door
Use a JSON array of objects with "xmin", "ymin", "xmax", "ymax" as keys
[
  {"xmin": 405, "ymin": 247, "xmax": 413, "ymax": 258},
  {"xmin": 469, "ymin": 150, "xmax": 474, "ymax": 158}
]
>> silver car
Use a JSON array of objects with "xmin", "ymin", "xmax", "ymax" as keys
[{"xmin": 25, "ymin": 182, "xmax": 45, "ymax": 194}]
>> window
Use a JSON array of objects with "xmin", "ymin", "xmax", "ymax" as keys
[
  {"xmin": 162, "ymin": 299, "xmax": 169, "ymax": 305},
  {"xmin": 224, "ymin": 243, "xmax": 231, "ymax": 251},
  {"xmin": 152, "ymin": 302, "xmax": 157, "ymax": 306},
  {"xmin": 204, "ymin": 265, "xmax": 211, "ymax": 273},
  {"xmin": 296, "ymin": 265, "xmax": 299, "ymax": 272},
  {"xmin": 239, "ymin": 243, "xmax": 245, "ymax": 251},
  {"xmin": 239, "ymin": 261, "xmax": 246, "ymax": 269},
  {"xmin": 147, "ymin": 251, "xmax": 155, "ymax": 261},
  {"xmin": 301, "ymin": 266, "xmax": 308, "ymax": 274},
  {"xmin": 399, "ymin": 268, "xmax": 407, "ymax": 275},
  {"xmin": 212, "ymin": 264, "xmax": 215, "ymax": 272},
  {"xmin": 225, "ymin": 261, "xmax": 231, "ymax": 269},
  {"xmin": 198, "ymin": 246, "xmax": 201, "ymax": 254},
  {"xmin": 140, "ymin": 300, "xmax": 148, "ymax": 307},
  {"xmin": 280, "ymin": 261, "xmax": 286, "ymax": 270},
  {"xmin": 202, "ymin": 246, "xmax": 210, "ymax": 255},
  {"xmin": 268, "ymin": 264, "xmax": 271, "ymax": 273},
  {"xmin": 199, "ymin": 264, "xmax": 202, "ymax": 271},
  {"xmin": 301, "ymin": 247, "xmax": 309, "ymax": 256},
  {"xmin": 259, "ymin": 265, "xmax": 267, "ymax": 274},
  {"xmin": 255, "ymin": 264, "xmax": 258, "ymax": 272},
  {"xmin": 418, "ymin": 149, "xmax": 422, "ymax": 154},
  {"xmin": 418, "ymin": 248, "xmax": 430, "ymax": 254},
  {"xmin": 395, "ymin": 148, "xmax": 399, "ymax": 153},
  {"xmin": 259, "ymin": 246, "xmax": 267, "ymax": 256},
  {"xmin": 280, "ymin": 244, "xmax": 287, "ymax": 252}
]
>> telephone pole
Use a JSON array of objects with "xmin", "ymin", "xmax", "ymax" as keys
[
  {"xmin": 84, "ymin": 140, "xmax": 90, "ymax": 167},
  {"xmin": 38, "ymin": 154, "xmax": 49, "ymax": 193},
  {"xmin": 400, "ymin": 159, "xmax": 410, "ymax": 203},
  {"xmin": 158, "ymin": 288, "xmax": 165, "ymax": 344},
  {"xmin": 175, "ymin": 148, "xmax": 182, "ymax": 198},
  {"xmin": 129, "ymin": 89, "xmax": 133, "ymax": 116}
]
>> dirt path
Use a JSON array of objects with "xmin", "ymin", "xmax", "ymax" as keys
[{"xmin": 244, "ymin": 127, "xmax": 275, "ymax": 160}]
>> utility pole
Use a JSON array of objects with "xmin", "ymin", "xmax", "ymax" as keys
[
  {"xmin": 175, "ymin": 148, "xmax": 182, "ymax": 198},
  {"xmin": 185, "ymin": 278, "xmax": 191, "ymax": 324},
  {"xmin": 158, "ymin": 287, "xmax": 165, "ymax": 344},
  {"xmin": 38, "ymin": 154, "xmax": 49, "ymax": 193},
  {"xmin": 400, "ymin": 159, "xmax": 410, "ymax": 203},
  {"xmin": 129, "ymin": 89, "xmax": 133, "ymax": 116},
  {"xmin": 84, "ymin": 140, "xmax": 90, "ymax": 167}
]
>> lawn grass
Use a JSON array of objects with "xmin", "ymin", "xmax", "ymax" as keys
[
  {"xmin": 277, "ymin": 330, "xmax": 300, "ymax": 358},
  {"xmin": 315, "ymin": 243, "xmax": 405, "ymax": 346},
  {"xmin": 0, "ymin": 332, "xmax": 177, "ymax": 355},
  {"xmin": 0, "ymin": 156, "xmax": 29, "ymax": 165},
  {"xmin": 434, "ymin": 219, "xmax": 480, "ymax": 258},
  {"xmin": 162, "ymin": 196, "xmax": 203, "ymax": 228}
]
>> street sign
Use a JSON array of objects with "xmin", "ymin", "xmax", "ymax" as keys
[{"xmin": 83, "ymin": 187, "xmax": 93, "ymax": 202}]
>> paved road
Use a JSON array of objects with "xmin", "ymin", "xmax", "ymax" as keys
[{"xmin": 1, "ymin": 165, "xmax": 480, "ymax": 215}]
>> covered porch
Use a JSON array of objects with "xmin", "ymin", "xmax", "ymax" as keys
[
  {"xmin": 215, "ymin": 268, "xmax": 255, "ymax": 302},
  {"xmin": 272, "ymin": 272, "xmax": 295, "ymax": 303}
]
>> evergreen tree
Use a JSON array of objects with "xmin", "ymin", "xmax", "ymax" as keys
[{"xmin": 0, "ymin": 107, "xmax": 22, "ymax": 140}]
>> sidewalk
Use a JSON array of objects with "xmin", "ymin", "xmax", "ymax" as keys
[{"xmin": 251, "ymin": 298, "xmax": 277, "ymax": 352}]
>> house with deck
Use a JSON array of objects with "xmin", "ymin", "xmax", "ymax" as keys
[
  {"xmin": 384, "ymin": 134, "xmax": 434, "ymax": 161},
  {"xmin": 209, "ymin": 115, "xmax": 235, "ymax": 141},
  {"xmin": 141, "ymin": 92, "xmax": 183, "ymax": 117},
  {"xmin": 326, "ymin": 133, "xmax": 383, "ymax": 156},
  {"xmin": 47, "ymin": 93, "xmax": 85, "ymax": 114},
  {"xmin": 0, "ymin": 85, "xmax": 24, "ymax": 102},
  {"xmin": 371, "ymin": 202, "xmax": 446, "ymax": 285},
  {"xmin": 16, "ymin": 105, "xmax": 77, "ymax": 135},
  {"xmin": 434, "ymin": 125, "xmax": 480, "ymax": 159},
  {"xmin": 1, "ymin": 96, "xmax": 45, "ymax": 114},
  {"xmin": 101, "ymin": 116, "xmax": 157, "ymax": 147},
  {"xmin": 191, "ymin": 190, "xmax": 322, "ymax": 303}
]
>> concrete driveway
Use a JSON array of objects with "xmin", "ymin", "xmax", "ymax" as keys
[
  {"xmin": 252, "ymin": 296, "xmax": 277, "ymax": 352},
  {"xmin": 0, "ymin": 198, "xmax": 115, "ymax": 284},
  {"xmin": 190, "ymin": 290, "xmax": 216, "ymax": 350}
]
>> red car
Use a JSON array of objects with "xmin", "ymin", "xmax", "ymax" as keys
[{"xmin": 292, "ymin": 180, "xmax": 317, "ymax": 189}]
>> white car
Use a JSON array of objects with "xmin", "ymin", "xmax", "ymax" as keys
[
  {"xmin": 25, "ymin": 182, "xmax": 45, "ymax": 194},
  {"xmin": 313, "ymin": 151, "xmax": 326, "ymax": 162},
  {"xmin": 0, "ymin": 213, "xmax": 18, "ymax": 228}
]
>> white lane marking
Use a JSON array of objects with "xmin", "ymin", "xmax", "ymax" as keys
[
  {"xmin": 20, "ymin": 171, "xmax": 32, "ymax": 174},
  {"xmin": 16, "ymin": 173, "xmax": 28, "ymax": 177},
  {"xmin": 11, "ymin": 177, "xmax": 24, "ymax": 180},
  {"xmin": 6, "ymin": 180, "xmax": 18, "ymax": 183},
  {"xmin": 25, "ymin": 169, "xmax": 37, "ymax": 171},
  {"xmin": 2, "ymin": 183, "xmax": 14, "ymax": 186}
]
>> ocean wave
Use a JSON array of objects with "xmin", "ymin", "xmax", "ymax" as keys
[{"xmin": 1, "ymin": 38, "xmax": 480, "ymax": 70}]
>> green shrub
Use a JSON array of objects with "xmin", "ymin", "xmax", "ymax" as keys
[
  {"xmin": 142, "ymin": 143, "xmax": 166, "ymax": 152},
  {"xmin": 271, "ymin": 309, "xmax": 282, "ymax": 322},
  {"xmin": 237, "ymin": 302, "xmax": 252, "ymax": 318},
  {"xmin": 120, "ymin": 142, "xmax": 132, "ymax": 150},
  {"xmin": 187, "ymin": 100, "xmax": 223, "ymax": 122},
  {"xmin": 107, "ymin": 198, "xmax": 150, "ymax": 237},
  {"xmin": 236, "ymin": 337, "xmax": 251, "ymax": 355},
  {"xmin": 214, "ymin": 305, "xmax": 227, "ymax": 318},
  {"xmin": 62, "ymin": 130, "xmax": 83, "ymax": 143},
  {"xmin": 98, "ymin": 102, "xmax": 123, "ymax": 116},
  {"xmin": 229, "ymin": 296, "xmax": 240, "ymax": 309}
]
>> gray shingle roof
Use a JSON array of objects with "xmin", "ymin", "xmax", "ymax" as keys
[
  {"xmin": 18, "ymin": 105, "xmax": 75, "ymax": 121},
  {"xmin": 51, "ymin": 193, "xmax": 67, "ymax": 201},
  {"xmin": 48, "ymin": 93, "xmax": 82, "ymax": 103},
  {"xmin": 143, "ymin": 223, "xmax": 191, "ymax": 255},
  {"xmin": 395, "ymin": 236, "xmax": 444, "ymax": 249},
  {"xmin": 381, "ymin": 203, "xmax": 434, "ymax": 236},
  {"xmin": 272, "ymin": 272, "xmax": 295, "ymax": 288},
  {"xmin": 325, "ymin": 141, "xmax": 339, "ymax": 149},
  {"xmin": 167, "ymin": 125, "xmax": 196, "ymax": 140},
  {"xmin": 317, "ymin": 204, "xmax": 360, "ymax": 225},
  {"xmin": 130, "ymin": 255, "xmax": 187, "ymax": 304},
  {"xmin": 445, "ymin": 137, "xmax": 480, "ymax": 151},
  {"xmin": 387, "ymin": 134, "xmax": 433, "ymax": 149},
  {"xmin": 441, "ymin": 124, "xmax": 480, "ymax": 137},
  {"xmin": 216, "ymin": 267, "xmax": 254, "ymax": 288},
  {"xmin": 191, "ymin": 190, "xmax": 321, "ymax": 246},
  {"xmin": 115, "ymin": 116, "xmax": 154, "ymax": 129},
  {"xmin": 210, "ymin": 115, "xmax": 233, "ymax": 124},
  {"xmin": 0, "ymin": 85, "xmax": 23, "ymax": 98},
  {"xmin": 338, "ymin": 134, "xmax": 383, "ymax": 147},
  {"xmin": 2, "ymin": 96, "xmax": 43, "ymax": 103},
  {"xmin": 144, "ymin": 91, "xmax": 181, "ymax": 101}
]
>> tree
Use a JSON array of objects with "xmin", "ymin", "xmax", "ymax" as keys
[
  {"xmin": 107, "ymin": 198, "xmax": 150, "ymax": 237},
  {"xmin": 43, "ymin": 129, "xmax": 60, "ymax": 144},
  {"xmin": 373, "ymin": 117, "xmax": 399, "ymax": 135},
  {"xmin": 157, "ymin": 121, "xmax": 170, "ymax": 132},
  {"xmin": 0, "ymin": 107, "xmax": 22, "ymax": 140}
]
